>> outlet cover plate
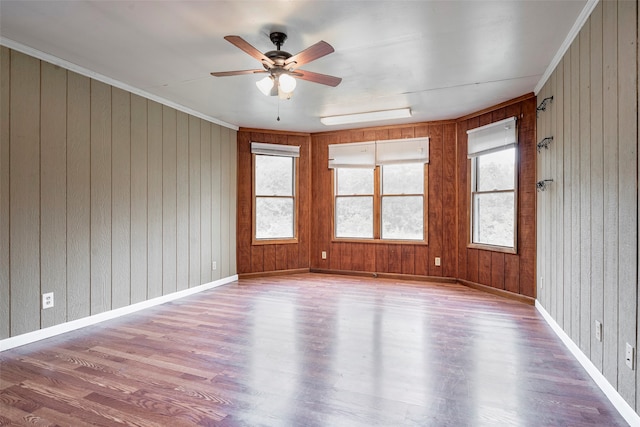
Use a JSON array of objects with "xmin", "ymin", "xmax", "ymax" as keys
[
  {"xmin": 434, "ymin": 257, "xmax": 441, "ymax": 266},
  {"xmin": 42, "ymin": 292, "xmax": 54, "ymax": 309},
  {"xmin": 322, "ymin": 251, "xmax": 327, "ymax": 260},
  {"xmin": 595, "ymin": 320, "xmax": 602, "ymax": 342},
  {"xmin": 626, "ymin": 343, "xmax": 635, "ymax": 370}
]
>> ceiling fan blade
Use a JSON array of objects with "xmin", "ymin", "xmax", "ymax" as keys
[
  {"xmin": 224, "ymin": 35, "xmax": 275, "ymax": 65},
  {"xmin": 294, "ymin": 70, "xmax": 342, "ymax": 87},
  {"xmin": 284, "ymin": 41, "xmax": 334, "ymax": 68},
  {"xmin": 210, "ymin": 69, "xmax": 267, "ymax": 77}
]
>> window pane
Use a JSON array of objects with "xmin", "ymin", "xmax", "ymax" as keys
[
  {"xmin": 335, "ymin": 196, "xmax": 373, "ymax": 238},
  {"xmin": 336, "ymin": 168, "xmax": 373, "ymax": 195},
  {"xmin": 381, "ymin": 196, "xmax": 423, "ymax": 240},
  {"xmin": 476, "ymin": 147, "xmax": 515, "ymax": 192},
  {"xmin": 256, "ymin": 197, "xmax": 294, "ymax": 239},
  {"xmin": 255, "ymin": 155, "xmax": 293, "ymax": 196},
  {"xmin": 473, "ymin": 192, "xmax": 514, "ymax": 247},
  {"xmin": 382, "ymin": 163, "xmax": 423, "ymax": 194}
]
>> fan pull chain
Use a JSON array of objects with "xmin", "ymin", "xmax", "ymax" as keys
[{"xmin": 277, "ymin": 98, "xmax": 281, "ymax": 121}]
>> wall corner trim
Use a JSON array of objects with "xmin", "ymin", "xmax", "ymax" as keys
[
  {"xmin": 534, "ymin": 0, "xmax": 599, "ymax": 95},
  {"xmin": 0, "ymin": 275, "xmax": 239, "ymax": 353},
  {"xmin": 0, "ymin": 37, "xmax": 239, "ymax": 131},
  {"xmin": 535, "ymin": 301, "xmax": 640, "ymax": 426}
]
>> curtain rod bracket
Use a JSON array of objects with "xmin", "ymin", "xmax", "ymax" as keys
[
  {"xmin": 537, "ymin": 136, "xmax": 553, "ymax": 152},
  {"xmin": 536, "ymin": 96, "xmax": 553, "ymax": 116},
  {"xmin": 536, "ymin": 179, "xmax": 554, "ymax": 192}
]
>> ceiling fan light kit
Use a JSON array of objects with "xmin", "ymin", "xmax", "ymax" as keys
[
  {"xmin": 256, "ymin": 73, "xmax": 297, "ymax": 99},
  {"xmin": 211, "ymin": 31, "xmax": 341, "ymax": 100},
  {"xmin": 321, "ymin": 108, "xmax": 413, "ymax": 126}
]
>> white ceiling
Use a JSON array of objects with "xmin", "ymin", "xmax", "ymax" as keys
[{"xmin": 0, "ymin": 1, "xmax": 587, "ymax": 133}]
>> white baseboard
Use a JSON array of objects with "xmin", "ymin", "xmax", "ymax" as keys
[
  {"xmin": 0, "ymin": 275, "xmax": 238, "ymax": 352},
  {"xmin": 535, "ymin": 301, "xmax": 640, "ymax": 427}
]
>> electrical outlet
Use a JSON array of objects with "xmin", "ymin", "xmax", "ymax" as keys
[
  {"xmin": 626, "ymin": 343, "xmax": 635, "ymax": 370},
  {"xmin": 321, "ymin": 251, "xmax": 327, "ymax": 260},
  {"xmin": 42, "ymin": 292, "xmax": 54, "ymax": 309},
  {"xmin": 434, "ymin": 257, "xmax": 441, "ymax": 267},
  {"xmin": 540, "ymin": 277, "xmax": 544, "ymax": 289},
  {"xmin": 212, "ymin": 261, "xmax": 217, "ymax": 270},
  {"xmin": 595, "ymin": 320, "xmax": 602, "ymax": 342}
]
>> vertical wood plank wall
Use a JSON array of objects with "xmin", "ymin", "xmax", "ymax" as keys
[
  {"xmin": 536, "ymin": 0, "xmax": 639, "ymax": 411},
  {"xmin": 0, "ymin": 48, "xmax": 238, "ymax": 339},
  {"xmin": 0, "ymin": 46, "xmax": 10, "ymax": 338},
  {"xmin": 310, "ymin": 123, "xmax": 459, "ymax": 279},
  {"xmin": 457, "ymin": 98, "xmax": 537, "ymax": 298},
  {"xmin": 236, "ymin": 109, "xmax": 535, "ymax": 300},
  {"xmin": 236, "ymin": 130, "xmax": 311, "ymax": 274}
]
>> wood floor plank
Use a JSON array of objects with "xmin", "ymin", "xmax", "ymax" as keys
[{"xmin": 0, "ymin": 273, "xmax": 628, "ymax": 426}]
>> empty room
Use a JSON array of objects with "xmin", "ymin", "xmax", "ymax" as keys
[{"xmin": 1, "ymin": 1, "xmax": 639, "ymax": 425}]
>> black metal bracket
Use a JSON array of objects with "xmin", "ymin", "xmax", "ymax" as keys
[
  {"xmin": 270, "ymin": 32, "xmax": 287, "ymax": 50},
  {"xmin": 537, "ymin": 136, "xmax": 553, "ymax": 153},
  {"xmin": 536, "ymin": 179, "xmax": 554, "ymax": 192},
  {"xmin": 537, "ymin": 96, "xmax": 553, "ymax": 116}
]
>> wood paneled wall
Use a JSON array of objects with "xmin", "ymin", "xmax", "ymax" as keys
[
  {"xmin": 536, "ymin": 0, "xmax": 639, "ymax": 410},
  {"xmin": 0, "ymin": 47, "xmax": 237, "ymax": 339},
  {"xmin": 310, "ymin": 124, "xmax": 458, "ymax": 278},
  {"xmin": 236, "ymin": 130, "xmax": 311, "ymax": 274},
  {"xmin": 456, "ymin": 96, "xmax": 537, "ymax": 298},
  {"xmin": 236, "ymin": 100, "xmax": 537, "ymax": 300}
]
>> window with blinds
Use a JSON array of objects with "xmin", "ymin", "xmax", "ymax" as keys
[
  {"xmin": 328, "ymin": 137, "xmax": 429, "ymax": 242},
  {"xmin": 467, "ymin": 117, "xmax": 518, "ymax": 251},
  {"xmin": 252, "ymin": 142, "xmax": 299, "ymax": 243}
]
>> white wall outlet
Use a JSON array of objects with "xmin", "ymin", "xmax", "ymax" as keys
[
  {"xmin": 42, "ymin": 292, "xmax": 54, "ymax": 309},
  {"xmin": 626, "ymin": 343, "xmax": 635, "ymax": 370},
  {"xmin": 540, "ymin": 277, "xmax": 544, "ymax": 289},
  {"xmin": 595, "ymin": 320, "xmax": 602, "ymax": 342},
  {"xmin": 321, "ymin": 251, "xmax": 327, "ymax": 260},
  {"xmin": 212, "ymin": 261, "xmax": 217, "ymax": 270},
  {"xmin": 434, "ymin": 257, "xmax": 441, "ymax": 267}
]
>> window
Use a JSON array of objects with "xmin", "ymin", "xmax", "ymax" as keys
[
  {"xmin": 381, "ymin": 163, "xmax": 424, "ymax": 240},
  {"xmin": 252, "ymin": 142, "xmax": 299, "ymax": 242},
  {"xmin": 329, "ymin": 137, "xmax": 428, "ymax": 242},
  {"xmin": 467, "ymin": 117, "xmax": 518, "ymax": 251},
  {"xmin": 335, "ymin": 168, "xmax": 374, "ymax": 238}
]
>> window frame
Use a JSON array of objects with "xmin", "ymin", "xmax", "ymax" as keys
[
  {"xmin": 331, "ymin": 164, "xmax": 429, "ymax": 244},
  {"xmin": 467, "ymin": 146, "xmax": 518, "ymax": 254},
  {"xmin": 334, "ymin": 167, "xmax": 375, "ymax": 239},
  {"xmin": 252, "ymin": 152, "xmax": 299, "ymax": 245}
]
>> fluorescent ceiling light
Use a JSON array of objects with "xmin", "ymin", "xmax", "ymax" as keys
[{"xmin": 321, "ymin": 108, "xmax": 412, "ymax": 126}]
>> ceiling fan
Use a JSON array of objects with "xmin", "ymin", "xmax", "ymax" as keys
[{"xmin": 210, "ymin": 32, "xmax": 342, "ymax": 99}]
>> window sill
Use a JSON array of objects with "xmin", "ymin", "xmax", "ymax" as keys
[
  {"xmin": 467, "ymin": 242, "xmax": 517, "ymax": 254},
  {"xmin": 332, "ymin": 238, "xmax": 428, "ymax": 246},
  {"xmin": 253, "ymin": 238, "xmax": 298, "ymax": 246}
]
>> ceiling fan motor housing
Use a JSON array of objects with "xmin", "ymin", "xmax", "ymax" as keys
[{"xmin": 264, "ymin": 32, "xmax": 292, "ymax": 68}]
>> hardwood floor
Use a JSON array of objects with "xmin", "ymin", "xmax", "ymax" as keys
[{"xmin": 0, "ymin": 273, "xmax": 628, "ymax": 426}]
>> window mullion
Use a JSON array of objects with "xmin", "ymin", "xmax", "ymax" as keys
[{"xmin": 374, "ymin": 166, "xmax": 381, "ymax": 239}]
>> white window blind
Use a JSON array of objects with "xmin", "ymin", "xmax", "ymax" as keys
[
  {"xmin": 328, "ymin": 141, "xmax": 376, "ymax": 169},
  {"xmin": 251, "ymin": 142, "xmax": 300, "ymax": 157},
  {"xmin": 328, "ymin": 137, "xmax": 429, "ymax": 168},
  {"xmin": 467, "ymin": 116, "xmax": 517, "ymax": 158},
  {"xmin": 376, "ymin": 137, "xmax": 429, "ymax": 165}
]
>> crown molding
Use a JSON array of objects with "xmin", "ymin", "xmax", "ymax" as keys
[{"xmin": 534, "ymin": 0, "xmax": 599, "ymax": 94}]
